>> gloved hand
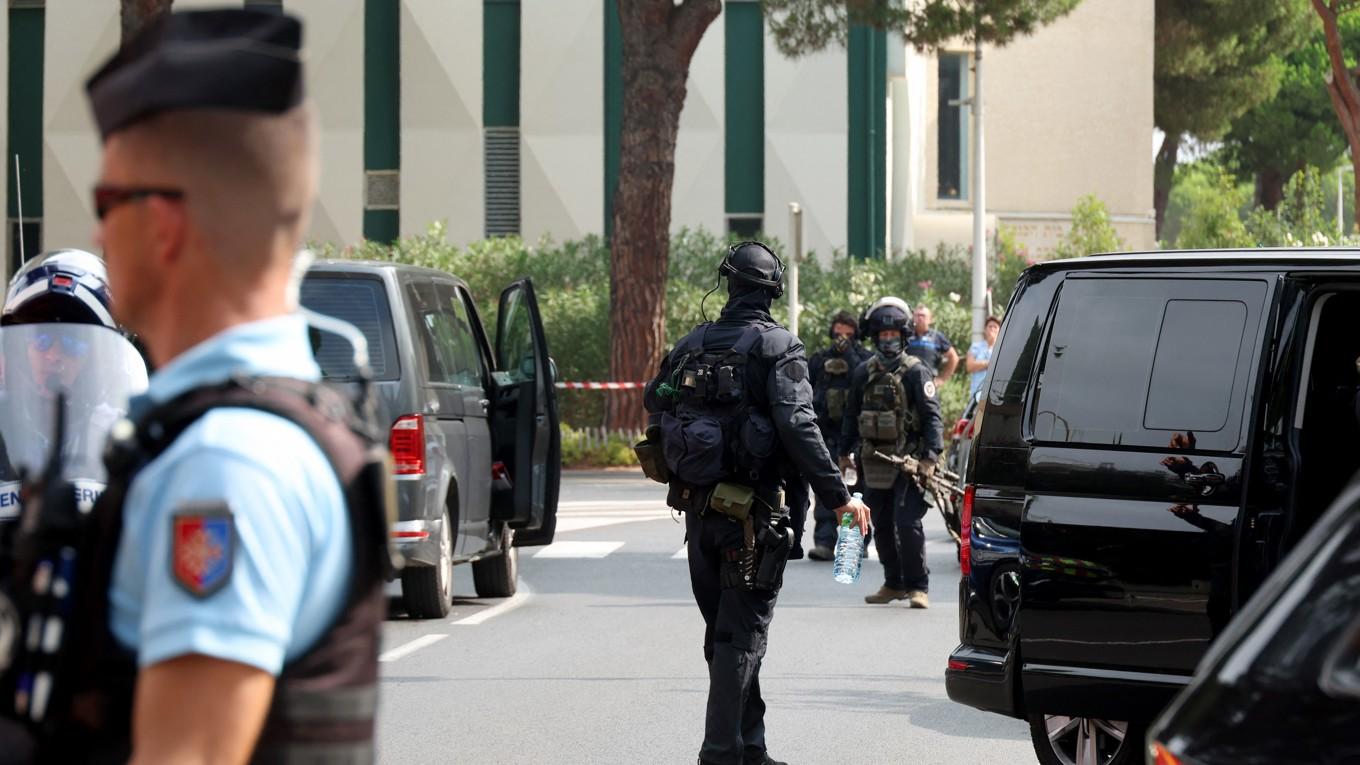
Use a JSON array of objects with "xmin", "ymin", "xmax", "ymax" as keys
[{"xmin": 916, "ymin": 458, "xmax": 937, "ymax": 483}]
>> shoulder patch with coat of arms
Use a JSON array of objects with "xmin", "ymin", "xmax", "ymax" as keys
[
  {"xmin": 923, "ymin": 380, "xmax": 937, "ymax": 398},
  {"xmin": 171, "ymin": 503, "xmax": 235, "ymax": 598}
]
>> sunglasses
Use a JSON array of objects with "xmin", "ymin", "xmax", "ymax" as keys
[
  {"xmin": 30, "ymin": 332, "xmax": 90, "ymax": 358},
  {"xmin": 92, "ymin": 184, "xmax": 185, "ymax": 221}
]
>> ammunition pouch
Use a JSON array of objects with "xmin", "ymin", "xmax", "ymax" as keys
[
  {"xmin": 858, "ymin": 410, "xmax": 901, "ymax": 442},
  {"xmin": 634, "ymin": 426, "xmax": 670, "ymax": 485},
  {"xmin": 824, "ymin": 388, "xmax": 848, "ymax": 423},
  {"xmin": 861, "ymin": 448, "xmax": 902, "ymax": 490},
  {"xmin": 709, "ymin": 482, "xmax": 755, "ymax": 521},
  {"xmin": 660, "ymin": 413, "xmax": 727, "ymax": 487}
]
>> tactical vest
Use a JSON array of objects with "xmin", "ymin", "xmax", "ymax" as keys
[
  {"xmin": 821, "ymin": 355, "xmax": 854, "ymax": 425},
  {"xmin": 40, "ymin": 376, "xmax": 393, "ymax": 764},
  {"xmin": 659, "ymin": 323, "xmax": 779, "ymax": 500},
  {"xmin": 857, "ymin": 354, "xmax": 922, "ymax": 489}
]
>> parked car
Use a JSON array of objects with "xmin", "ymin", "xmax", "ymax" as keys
[
  {"xmin": 300, "ymin": 261, "xmax": 561, "ymax": 619},
  {"xmin": 945, "ymin": 251, "xmax": 1360, "ymax": 765},
  {"xmin": 944, "ymin": 388, "xmax": 982, "ymax": 481},
  {"xmin": 1147, "ymin": 476, "xmax": 1360, "ymax": 765}
]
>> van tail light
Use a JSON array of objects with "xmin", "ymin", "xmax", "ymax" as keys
[
  {"xmin": 390, "ymin": 415, "xmax": 426, "ymax": 476},
  {"xmin": 960, "ymin": 485, "xmax": 975, "ymax": 576},
  {"xmin": 1149, "ymin": 742, "xmax": 1183, "ymax": 765},
  {"xmin": 952, "ymin": 418, "xmax": 970, "ymax": 438}
]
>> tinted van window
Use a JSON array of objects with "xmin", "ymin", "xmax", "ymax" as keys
[
  {"xmin": 299, "ymin": 275, "xmax": 401, "ymax": 381},
  {"xmin": 1032, "ymin": 278, "xmax": 1265, "ymax": 451}
]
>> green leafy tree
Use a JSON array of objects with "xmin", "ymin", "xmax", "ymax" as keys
[
  {"xmin": 1222, "ymin": 18, "xmax": 1360, "ymax": 210},
  {"xmin": 1170, "ymin": 162, "xmax": 1255, "ymax": 249},
  {"xmin": 763, "ymin": 0, "xmax": 1081, "ymax": 54},
  {"xmin": 1310, "ymin": 0, "xmax": 1360, "ymax": 232},
  {"xmin": 1051, "ymin": 195, "xmax": 1124, "ymax": 259},
  {"xmin": 1154, "ymin": 0, "xmax": 1311, "ymax": 237}
]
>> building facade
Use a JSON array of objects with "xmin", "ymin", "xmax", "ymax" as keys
[{"xmin": 3, "ymin": 0, "xmax": 1152, "ymax": 282}]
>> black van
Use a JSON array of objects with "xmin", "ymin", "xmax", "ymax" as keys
[{"xmin": 944, "ymin": 251, "xmax": 1360, "ymax": 765}]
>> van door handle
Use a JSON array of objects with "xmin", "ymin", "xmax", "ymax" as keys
[
  {"xmin": 480, "ymin": 399, "xmax": 490, "ymax": 415},
  {"xmin": 1182, "ymin": 463, "xmax": 1226, "ymax": 496}
]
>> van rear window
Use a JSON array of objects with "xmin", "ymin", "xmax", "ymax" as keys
[
  {"xmin": 299, "ymin": 275, "xmax": 400, "ymax": 381},
  {"xmin": 1031, "ymin": 278, "xmax": 1265, "ymax": 451}
]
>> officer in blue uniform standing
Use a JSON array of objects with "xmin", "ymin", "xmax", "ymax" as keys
[
  {"xmin": 644, "ymin": 243, "xmax": 870, "ymax": 765},
  {"xmin": 804, "ymin": 311, "xmax": 872, "ymax": 561},
  {"xmin": 9, "ymin": 10, "xmax": 392, "ymax": 763}
]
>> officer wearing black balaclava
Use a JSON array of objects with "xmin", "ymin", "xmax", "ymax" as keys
[
  {"xmin": 801, "ymin": 311, "xmax": 872, "ymax": 561},
  {"xmin": 642, "ymin": 242, "xmax": 870, "ymax": 765},
  {"xmin": 840, "ymin": 298, "xmax": 942, "ymax": 609}
]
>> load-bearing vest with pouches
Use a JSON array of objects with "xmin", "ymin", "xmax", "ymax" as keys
[
  {"xmin": 37, "ymin": 376, "xmax": 393, "ymax": 764},
  {"xmin": 819, "ymin": 354, "xmax": 855, "ymax": 427},
  {"xmin": 858, "ymin": 353, "xmax": 923, "ymax": 489},
  {"xmin": 659, "ymin": 322, "xmax": 780, "ymax": 500}
]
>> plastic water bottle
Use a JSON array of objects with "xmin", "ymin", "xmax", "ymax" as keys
[
  {"xmin": 842, "ymin": 464, "xmax": 858, "ymax": 487},
  {"xmin": 833, "ymin": 493, "xmax": 865, "ymax": 585}
]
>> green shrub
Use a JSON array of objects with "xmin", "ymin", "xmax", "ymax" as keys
[
  {"xmin": 1052, "ymin": 194, "xmax": 1125, "ymax": 259},
  {"xmin": 559, "ymin": 425, "xmax": 640, "ymax": 469}
]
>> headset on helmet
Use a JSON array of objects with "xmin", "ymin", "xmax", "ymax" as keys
[
  {"xmin": 859, "ymin": 296, "xmax": 912, "ymax": 338},
  {"xmin": 719, "ymin": 241, "xmax": 785, "ymax": 298},
  {"xmin": 2, "ymin": 249, "xmax": 118, "ymax": 330}
]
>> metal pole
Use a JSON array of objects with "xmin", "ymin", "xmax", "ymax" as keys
[
  {"xmin": 970, "ymin": 38, "xmax": 986, "ymax": 343},
  {"xmin": 788, "ymin": 202, "xmax": 803, "ymax": 338}
]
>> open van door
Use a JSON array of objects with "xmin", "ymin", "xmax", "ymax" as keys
[{"xmin": 490, "ymin": 279, "xmax": 560, "ymax": 546}]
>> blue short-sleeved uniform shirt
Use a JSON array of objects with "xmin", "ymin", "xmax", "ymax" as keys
[
  {"xmin": 906, "ymin": 328, "xmax": 953, "ymax": 375},
  {"xmin": 968, "ymin": 339, "xmax": 993, "ymax": 398},
  {"xmin": 108, "ymin": 315, "xmax": 351, "ymax": 674}
]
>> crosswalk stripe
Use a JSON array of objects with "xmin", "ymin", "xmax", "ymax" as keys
[{"xmin": 532, "ymin": 541, "xmax": 625, "ymax": 559}]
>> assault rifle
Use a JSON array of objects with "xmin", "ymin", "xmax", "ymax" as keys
[{"xmin": 871, "ymin": 450, "xmax": 965, "ymax": 543}]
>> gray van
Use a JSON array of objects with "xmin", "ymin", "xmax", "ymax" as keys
[{"xmin": 300, "ymin": 261, "xmax": 560, "ymax": 618}]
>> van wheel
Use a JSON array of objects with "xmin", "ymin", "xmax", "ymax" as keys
[
  {"xmin": 472, "ymin": 526, "xmax": 518, "ymax": 598},
  {"xmin": 401, "ymin": 509, "xmax": 454, "ymax": 619},
  {"xmin": 1028, "ymin": 714, "xmax": 1142, "ymax": 765}
]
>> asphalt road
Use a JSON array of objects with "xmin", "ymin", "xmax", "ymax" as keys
[{"xmin": 376, "ymin": 471, "xmax": 1034, "ymax": 764}]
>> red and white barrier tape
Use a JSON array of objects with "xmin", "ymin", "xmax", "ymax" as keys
[{"xmin": 555, "ymin": 381, "xmax": 648, "ymax": 390}]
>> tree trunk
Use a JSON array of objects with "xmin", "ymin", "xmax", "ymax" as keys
[
  {"xmin": 1313, "ymin": 0, "xmax": 1360, "ymax": 235},
  {"xmin": 1257, "ymin": 167, "xmax": 1287, "ymax": 211},
  {"xmin": 121, "ymin": 0, "xmax": 173, "ymax": 43},
  {"xmin": 606, "ymin": 0, "xmax": 720, "ymax": 430},
  {"xmin": 1153, "ymin": 131, "xmax": 1181, "ymax": 241}
]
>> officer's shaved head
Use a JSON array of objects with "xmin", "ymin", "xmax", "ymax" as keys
[{"xmin": 109, "ymin": 104, "xmax": 318, "ymax": 270}]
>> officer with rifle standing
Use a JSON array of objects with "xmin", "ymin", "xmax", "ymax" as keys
[
  {"xmin": 840, "ymin": 298, "xmax": 943, "ymax": 609},
  {"xmin": 638, "ymin": 242, "xmax": 870, "ymax": 765},
  {"xmin": 0, "ymin": 10, "xmax": 394, "ymax": 763}
]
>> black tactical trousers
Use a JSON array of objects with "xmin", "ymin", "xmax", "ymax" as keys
[
  {"xmin": 685, "ymin": 508, "xmax": 778, "ymax": 765},
  {"xmin": 863, "ymin": 474, "xmax": 930, "ymax": 592}
]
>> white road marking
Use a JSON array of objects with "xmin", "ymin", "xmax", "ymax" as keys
[
  {"xmin": 557, "ymin": 500, "xmax": 669, "ymax": 511},
  {"xmin": 451, "ymin": 581, "xmax": 534, "ymax": 626},
  {"xmin": 533, "ymin": 541, "xmax": 625, "ymax": 559},
  {"xmin": 555, "ymin": 514, "xmax": 670, "ymax": 533},
  {"xmin": 672, "ymin": 547, "xmax": 687, "ymax": 559},
  {"xmin": 379, "ymin": 633, "xmax": 447, "ymax": 663}
]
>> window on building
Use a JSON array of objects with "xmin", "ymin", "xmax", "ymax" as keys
[
  {"xmin": 727, "ymin": 215, "xmax": 762, "ymax": 239},
  {"xmin": 1031, "ymin": 278, "xmax": 1265, "ymax": 451},
  {"xmin": 937, "ymin": 53, "xmax": 968, "ymax": 201},
  {"xmin": 484, "ymin": 127, "xmax": 521, "ymax": 237}
]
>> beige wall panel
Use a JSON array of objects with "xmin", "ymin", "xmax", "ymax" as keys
[
  {"xmin": 984, "ymin": 0, "xmax": 1153, "ymax": 220},
  {"xmin": 401, "ymin": 0, "xmax": 483, "ymax": 244},
  {"xmin": 289, "ymin": 0, "xmax": 365, "ymax": 247},
  {"xmin": 671, "ymin": 14, "xmax": 723, "ymax": 236},
  {"xmin": 765, "ymin": 44, "xmax": 847, "ymax": 261},
  {"xmin": 43, "ymin": 4, "xmax": 118, "ymax": 253},
  {"xmin": 520, "ymin": 0, "xmax": 602, "ymax": 241}
]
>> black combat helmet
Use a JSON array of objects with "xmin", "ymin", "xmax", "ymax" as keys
[
  {"xmin": 860, "ymin": 297, "xmax": 911, "ymax": 338},
  {"xmin": 2, "ymin": 249, "xmax": 117, "ymax": 330},
  {"xmin": 720, "ymin": 241, "xmax": 785, "ymax": 298}
]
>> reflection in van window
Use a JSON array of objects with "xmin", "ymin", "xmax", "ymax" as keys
[
  {"xmin": 300, "ymin": 276, "xmax": 400, "ymax": 381},
  {"xmin": 1032, "ymin": 279, "xmax": 1261, "ymax": 451},
  {"xmin": 1145, "ymin": 300, "xmax": 1248, "ymax": 432}
]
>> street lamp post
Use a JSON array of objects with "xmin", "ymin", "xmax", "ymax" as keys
[
  {"xmin": 970, "ymin": 37, "xmax": 986, "ymax": 343},
  {"xmin": 789, "ymin": 202, "xmax": 803, "ymax": 339}
]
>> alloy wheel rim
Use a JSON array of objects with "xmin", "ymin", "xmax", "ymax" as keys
[{"xmin": 1044, "ymin": 715, "xmax": 1128, "ymax": 765}]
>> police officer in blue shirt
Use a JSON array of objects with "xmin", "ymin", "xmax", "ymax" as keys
[
  {"xmin": 6, "ymin": 10, "xmax": 392, "ymax": 763},
  {"xmin": 905, "ymin": 304, "xmax": 960, "ymax": 390}
]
